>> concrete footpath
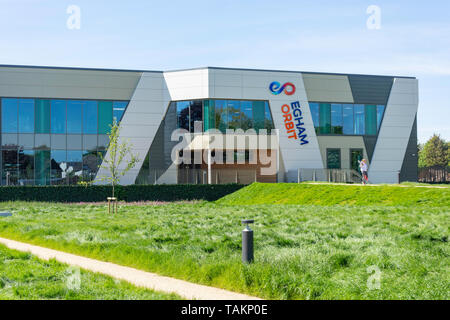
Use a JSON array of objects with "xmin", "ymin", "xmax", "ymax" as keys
[{"xmin": 0, "ymin": 237, "xmax": 261, "ymax": 300}]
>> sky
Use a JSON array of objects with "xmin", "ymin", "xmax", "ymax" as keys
[{"xmin": 0, "ymin": 0, "xmax": 448, "ymax": 143}]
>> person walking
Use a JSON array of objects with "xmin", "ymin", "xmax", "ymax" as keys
[{"xmin": 359, "ymin": 159, "xmax": 369, "ymax": 184}]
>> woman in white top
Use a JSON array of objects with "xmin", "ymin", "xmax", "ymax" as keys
[{"xmin": 359, "ymin": 159, "xmax": 369, "ymax": 184}]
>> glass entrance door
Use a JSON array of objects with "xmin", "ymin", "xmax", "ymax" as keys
[{"xmin": 350, "ymin": 149, "xmax": 363, "ymax": 172}]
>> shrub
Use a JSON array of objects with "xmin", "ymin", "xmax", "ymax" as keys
[{"xmin": 0, "ymin": 184, "xmax": 244, "ymax": 203}]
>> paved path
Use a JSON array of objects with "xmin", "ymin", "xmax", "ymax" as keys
[{"xmin": 0, "ymin": 237, "xmax": 261, "ymax": 300}]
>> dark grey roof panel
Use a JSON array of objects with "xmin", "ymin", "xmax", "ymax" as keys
[{"xmin": 348, "ymin": 75, "xmax": 394, "ymax": 105}]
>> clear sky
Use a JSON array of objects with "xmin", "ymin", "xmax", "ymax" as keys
[{"xmin": 0, "ymin": 0, "xmax": 448, "ymax": 143}]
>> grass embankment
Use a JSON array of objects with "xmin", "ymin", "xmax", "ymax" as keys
[
  {"xmin": 0, "ymin": 244, "xmax": 180, "ymax": 300},
  {"xmin": 0, "ymin": 184, "xmax": 448, "ymax": 300},
  {"xmin": 216, "ymin": 182, "xmax": 450, "ymax": 206}
]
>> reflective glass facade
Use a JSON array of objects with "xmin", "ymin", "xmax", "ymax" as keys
[
  {"xmin": 309, "ymin": 102, "xmax": 385, "ymax": 136},
  {"xmin": 0, "ymin": 97, "xmax": 129, "ymax": 185},
  {"xmin": 199, "ymin": 99, "xmax": 273, "ymax": 133}
]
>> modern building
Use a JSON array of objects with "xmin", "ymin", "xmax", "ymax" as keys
[{"xmin": 0, "ymin": 65, "xmax": 418, "ymax": 186}]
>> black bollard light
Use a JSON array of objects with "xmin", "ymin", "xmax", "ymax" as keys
[{"xmin": 241, "ymin": 219, "xmax": 254, "ymax": 263}]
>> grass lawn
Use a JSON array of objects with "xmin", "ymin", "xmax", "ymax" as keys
[
  {"xmin": 0, "ymin": 244, "xmax": 180, "ymax": 300},
  {"xmin": 0, "ymin": 183, "xmax": 448, "ymax": 299}
]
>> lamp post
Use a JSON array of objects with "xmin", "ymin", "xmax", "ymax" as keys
[{"xmin": 241, "ymin": 219, "xmax": 254, "ymax": 263}]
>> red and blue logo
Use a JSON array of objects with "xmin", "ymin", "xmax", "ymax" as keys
[{"xmin": 269, "ymin": 81, "xmax": 296, "ymax": 95}]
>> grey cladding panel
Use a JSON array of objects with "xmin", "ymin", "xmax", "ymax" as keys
[
  {"xmin": 363, "ymin": 136, "xmax": 377, "ymax": 163},
  {"xmin": 400, "ymin": 116, "xmax": 418, "ymax": 182},
  {"xmin": 348, "ymin": 75, "xmax": 394, "ymax": 105}
]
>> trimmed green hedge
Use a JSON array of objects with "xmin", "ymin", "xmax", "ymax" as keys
[{"xmin": 0, "ymin": 184, "xmax": 244, "ymax": 202}]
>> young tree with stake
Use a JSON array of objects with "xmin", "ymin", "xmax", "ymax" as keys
[{"xmin": 98, "ymin": 119, "xmax": 139, "ymax": 204}]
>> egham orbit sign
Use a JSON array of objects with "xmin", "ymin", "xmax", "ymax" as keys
[{"xmin": 269, "ymin": 81, "xmax": 309, "ymax": 146}]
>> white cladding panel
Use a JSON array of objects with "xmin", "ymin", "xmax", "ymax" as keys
[
  {"xmin": 369, "ymin": 78, "xmax": 418, "ymax": 184},
  {"xmin": 209, "ymin": 69, "xmax": 323, "ymax": 182},
  {"xmin": 94, "ymin": 72, "xmax": 169, "ymax": 185}
]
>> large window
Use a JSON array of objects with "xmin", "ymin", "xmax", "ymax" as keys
[
  {"xmin": 354, "ymin": 104, "xmax": 365, "ymax": 135},
  {"xmin": 2, "ymin": 98, "xmax": 18, "ymax": 133},
  {"xmin": 309, "ymin": 103, "xmax": 319, "ymax": 134},
  {"xmin": 331, "ymin": 104, "xmax": 343, "ymax": 134},
  {"xmin": 113, "ymin": 101, "xmax": 127, "ymax": 122},
  {"xmin": 35, "ymin": 100, "xmax": 50, "ymax": 133},
  {"xmin": 18, "ymin": 99, "xmax": 34, "ymax": 133},
  {"xmin": 319, "ymin": 103, "xmax": 331, "ymax": 134},
  {"xmin": 1, "ymin": 97, "xmax": 129, "ymax": 185},
  {"xmin": 327, "ymin": 149, "xmax": 341, "ymax": 169},
  {"xmin": 67, "ymin": 100, "xmax": 83, "ymax": 134},
  {"xmin": 51, "ymin": 100, "xmax": 66, "ymax": 134},
  {"xmin": 310, "ymin": 102, "xmax": 385, "ymax": 136},
  {"xmin": 83, "ymin": 101, "xmax": 98, "ymax": 134}
]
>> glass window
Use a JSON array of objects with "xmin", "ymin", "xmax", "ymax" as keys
[
  {"xmin": 2, "ymin": 149, "xmax": 18, "ymax": 185},
  {"xmin": 354, "ymin": 104, "xmax": 365, "ymax": 135},
  {"xmin": 327, "ymin": 149, "xmax": 341, "ymax": 169},
  {"xmin": 227, "ymin": 100, "xmax": 241, "ymax": 130},
  {"xmin": 35, "ymin": 149, "xmax": 50, "ymax": 185},
  {"xmin": 319, "ymin": 103, "xmax": 331, "ymax": 134},
  {"xmin": 365, "ymin": 105, "xmax": 377, "ymax": 135},
  {"xmin": 309, "ymin": 103, "xmax": 319, "ymax": 134},
  {"xmin": 377, "ymin": 105, "xmax": 385, "ymax": 131},
  {"xmin": 98, "ymin": 101, "xmax": 113, "ymax": 134},
  {"xmin": 331, "ymin": 104, "xmax": 343, "ymax": 134},
  {"xmin": 83, "ymin": 100, "xmax": 98, "ymax": 134},
  {"xmin": 50, "ymin": 150, "xmax": 66, "ymax": 185},
  {"xmin": 82, "ymin": 150, "xmax": 99, "ymax": 181},
  {"xmin": 253, "ymin": 101, "xmax": 265, "ymax": 133},
  {"xmin": 18, "ymin": 99, "xmax": 34, "ymax": 133},
  {"xmin": 215, "ymin": 100, "xmax": 227, "ymax": 133},
  {"xmin": 113, "ymin": 101, "xmax": 127, "ymax": 122},
  {"xmin": 51, "ymin": 100, "xmax": 66, "ymax": 134},
  {"xmin": 18, "ymin": 149, "xmax": 34, "ymax": 185},
  {"xmin": 1, "ymin": 98, "xmax": 18, "ymax": 133},
  {"xmin": 35, "ymin": 100, "xmax": 50, "ymax": 134},
  {"xmin": 241, "ymin": 101, "xmax": 253, "ymax": 131},
  {"xmin": 176, "ymin": 101, "xmax": 190, "ymax": 131},
  {"xmin": 67, "ymin": 100, "xmax": 82, "ymax": 134},
  {"xmin": 350, "ymin": 149, "xmax": 363, "ymax": 172},
  {"xmin": 264, "ymin": 101, "xmax": 274, "ymax": 132},
  {"xmin": 189, "ymin": 100, "xmax": 203, "ymax": 132},
  {"xmin": 343, "ymin": 104, "xmax": 354, "ymax": 135},
  {"xmin": 67, "ymin": 150, "xmax": 83, "ymax": 185},
  {"xmin": 203, "ymin": 100, "xmax": 216, "ymax": 131}
]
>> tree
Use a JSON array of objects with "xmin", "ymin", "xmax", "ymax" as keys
[
  {"xmin": 98, "ymin": 119, "xmax": 139, "ymax": 199},
  {"xmin": 418, "ymin": 134, "xmax": 448, "ymax": 168}
]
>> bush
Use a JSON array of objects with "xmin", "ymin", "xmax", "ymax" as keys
[{"xmin": 0, "ymin": 184, "xmax": 244, "ymax": 203}]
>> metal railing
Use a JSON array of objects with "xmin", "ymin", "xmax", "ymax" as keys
[
  {"xmin": 297, "ymin": 168, "xmax": 363, "ymax": 184},
  {"xmin": 418, "ymin": 166, "xmax": 449, "ymax": 184}
]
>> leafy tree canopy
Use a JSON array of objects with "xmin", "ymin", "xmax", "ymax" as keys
[{"xmin": 418, "ymin": 134, "xmax": 449, "ymax": 168}]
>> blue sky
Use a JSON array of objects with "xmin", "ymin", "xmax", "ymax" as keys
[{"xmin": 0, "ymin": 0, "xmax": 448, "ymax": 142}]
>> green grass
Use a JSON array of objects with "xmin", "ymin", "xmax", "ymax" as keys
[
  {"xmin": 216, "ymin": 183, "xmax": 450, "ymax": 206},
  {"xmin": 0, "ymin": 188, "xmax": 448, "ymax": 299},
  {"xmin": 0, "ymin": 243, "xmax": 180, "ymax": 300}
]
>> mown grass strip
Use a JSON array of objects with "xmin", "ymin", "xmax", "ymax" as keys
[{"xmin": 0, "ymin": 243, "xmax": 180, "ymax": 300}]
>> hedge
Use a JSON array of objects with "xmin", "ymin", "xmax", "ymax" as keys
[{"xmin": 0, "ymin": 184, "xmax": 245, "ymax": 203}]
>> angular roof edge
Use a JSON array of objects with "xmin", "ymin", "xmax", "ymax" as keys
[{"xmin": 0, "ymin": 64, "xmax": 416, "ymax": 79}]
